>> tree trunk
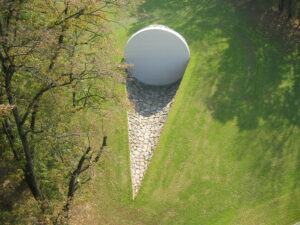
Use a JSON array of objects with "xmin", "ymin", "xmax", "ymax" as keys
[
  {"xmin": 4, "ymin": 70, "xmax": 44, "ymax": 201},
  {"xmin": 0, "ymin": 85, "xmax": 4, "ymax": 159},
  {"xmin": 278, "ymin": 0, "xmax": 285, "ymax": 13},
  {"xmin": 55, "ymin": 136, "xmax": 107, "ymax": 224},
  {"xmin": 287, "ymin": 0, "xmax": 292, "ymax": 18}
]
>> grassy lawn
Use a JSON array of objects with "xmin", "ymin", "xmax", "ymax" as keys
[
  {"xmin": 134, "ymin": 0, "xmax": 300, "ymax": 224},
  {"xmin": 73, "ymin": 0, "xmax": 300, "ymax": 224}
]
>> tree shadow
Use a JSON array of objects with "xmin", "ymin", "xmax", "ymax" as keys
[
  {"xmin": 200, "ymin": 1, "xmax": 300, "ymax": 192},
  {"xmin": 130, "ymin": 0, "xmax": 299, "ymax": 129},
  {"xmin": 206, "ymin": 24, "xmax": 299, "ymax": 130},
  {"xmin": 129, "ymin": 0, "xmax": 231, "ymax": 44},
  {"xmin": 0, "ymin": 161, "xmax": 31, "ymax": 224},
  {"xmin": 130, "ymin": 0, "xmax": 300, "ymax": 215}
]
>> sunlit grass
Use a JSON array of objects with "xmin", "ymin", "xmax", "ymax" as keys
[
  {"xmin": 131, "ymin": 0, "xmax": 300, "ymax": 224},
  {"xmin": 75, "ymin": 0, "xmax": 300, "ymax": 224}
]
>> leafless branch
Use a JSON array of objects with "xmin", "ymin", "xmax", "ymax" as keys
[{"xmin": 55, "ymin": 136, "xmax": 107, "ymax": 224}]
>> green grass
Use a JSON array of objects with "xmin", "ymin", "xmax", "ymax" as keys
[{"xmin": 76, "ymin": 0, "xmax": 300, "ymax": 224}]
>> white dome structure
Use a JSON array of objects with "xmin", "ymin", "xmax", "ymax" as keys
[{"xmin": 125, "ymin": 25, "xmax": 190, "ymax": 86}]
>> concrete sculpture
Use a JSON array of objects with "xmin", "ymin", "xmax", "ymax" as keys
[
  {"xmin": 125, "ymin": 25, "xmax": 190, "ymax": 86},
  {"xmin": 125, "ymin": 25, "xmax": 190, "ymax": 198}
]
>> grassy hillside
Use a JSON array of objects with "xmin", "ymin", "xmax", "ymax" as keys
[
  {"xmin": 72, "ymin": 0, "xmax": 300, "ymax": 224},
  {"xmin": 134, "ymin": 0, "xmax": 300, "ymax": 224}
]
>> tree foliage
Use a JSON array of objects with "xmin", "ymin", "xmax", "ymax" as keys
[{"xmin": 0, "ymin": 0, "xmax": 133, "ymax": 223}]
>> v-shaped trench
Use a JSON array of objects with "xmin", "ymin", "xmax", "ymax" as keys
[{"xmin": 126, "ymin": 77, "xmax": 180, "ymax": 198}]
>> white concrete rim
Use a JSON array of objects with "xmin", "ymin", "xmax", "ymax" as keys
[{"xmin": 126, "ymin": 24, "xmax": 190, "ymax": 57}]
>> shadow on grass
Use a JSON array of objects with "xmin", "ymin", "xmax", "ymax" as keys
[
  {"xmin": 130, "ymin": 0, "xmax": 299, "ymax": 128},
  {"xmin": 208, "ymin": 30, "xmax": 299, "ymax": 130},
  {"xmin": 130, "ymin": 0, "xmax": 300, "ymax": 219}
]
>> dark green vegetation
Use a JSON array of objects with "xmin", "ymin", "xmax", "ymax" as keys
[
  {"xmin": 0, "ymin": 0, "xmax": 133, "ymax": 224},
  {"xmin": 82, "ymin": 0, "xmax": 300, "ymax": 224},
  {"xmin": 1, "ymin": 0, "xmax": 299, "ymax": 224}
]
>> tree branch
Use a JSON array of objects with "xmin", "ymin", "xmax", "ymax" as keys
[
  {"xmin": 21, "ymin": 84, "xmax": 53, "ymax": 125},
  {"xmin": 2, "ymin": 119, "xmax": 20, "ymax": 161},
  {"xmin": 55, "ymin": 136, "xmax": 107, "ymax": 224},
  {"xmin": 21, "ymin": 77, "xmax": 76, "ymax": 125},
  {"xmin": 51, "ymin": 9, "xmax": 85, "ymax": 28}
]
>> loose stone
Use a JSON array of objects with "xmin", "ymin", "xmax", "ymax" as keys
[{"xmin": 126, "ymin": 77, "xmax": 179, "ymax": 198}]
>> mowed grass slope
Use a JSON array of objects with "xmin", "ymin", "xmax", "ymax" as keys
[
  {"xmin": 72, "ymin": 0, "xmax": 300, "ymax": 224},
  {"xmin": 130, "ymin": 0, "xmax": 300, "ymax": 224}
]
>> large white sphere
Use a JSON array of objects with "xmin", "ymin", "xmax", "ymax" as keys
[{"xmin": 125, "ymin": 25, "xmax": 190, "ymax": 86}]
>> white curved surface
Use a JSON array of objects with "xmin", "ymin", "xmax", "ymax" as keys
[{"xmin": 125, "ymin": 25, "xmax": 190, "ymax": 86}]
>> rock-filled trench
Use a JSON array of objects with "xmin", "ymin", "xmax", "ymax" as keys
[{"xmin": 126, "ymin": 77, "xmax": 180, "ymax": 198}]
